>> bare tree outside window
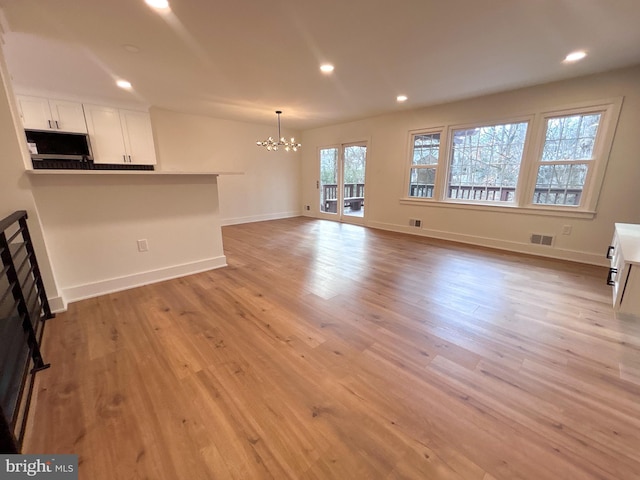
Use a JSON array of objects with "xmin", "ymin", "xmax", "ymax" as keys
[
  {"xmin": 344, "ymin": 145, "xmax": 366, "ymax": 185},
  {"xmin": 402, "ymin": 101, "xmax": 619, "ymax": 213},
  {"xmin": 448, "ymin": 122, "xmax": 528, "ymax": 202},
  {"xmin": 319, "ymin": 148, "xmax": 338, "ymax": 213},
  {"xmin": 409, "ymin": 132, "xmax": 440, "ymax": 198},
  {"xmin": 533, "ymin": 113, "xmax": 601, "ymax": 206}
]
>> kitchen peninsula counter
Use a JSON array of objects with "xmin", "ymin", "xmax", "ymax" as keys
[
  {"xmin": 27, "ymin": 168, "xmax": 240, "ymax": 308},
  {"xmin": 27, "ymin": 169, "xmax": 243, "ymax": 176}
]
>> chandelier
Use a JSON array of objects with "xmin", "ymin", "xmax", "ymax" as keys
[{"xmin": 256, "ymin": 110, "xmax": 301, "ymax": 152}]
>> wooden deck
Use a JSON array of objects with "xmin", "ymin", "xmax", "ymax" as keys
[{"xmin": 24, "ymin": 217, "xmax": 640, "ymax": 479}]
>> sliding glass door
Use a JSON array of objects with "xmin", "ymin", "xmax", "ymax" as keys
[{"xmin": 319, "ymin": 143, "xmax": 367, "ymax": 223}]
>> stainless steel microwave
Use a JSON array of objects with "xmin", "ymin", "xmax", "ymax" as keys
[{"xmin": 24, "ymin": 129, "xmax": 93, "ymax": 161}]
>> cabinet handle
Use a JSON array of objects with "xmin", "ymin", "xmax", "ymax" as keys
[
  {"xmin": 606, "ymin": 246, "xmax": 614, "ymax": 259},
  {"xmin": 47, "ymin": 120, "xmax": 52, "ymax": 128},
  {"xmin": 123, "ymin": 155, "xmax": 127, "ymax": 163},
  {"xmin": 607, "ymin": 268, "xmax": 617, "ymax": 286},
  {"xmin": 55, "ymin": 120, "xmax": 60, "ymax": 129},
  {"xmin": 128, "ymin": 155, "xmax": 132, "ymax": 163}
]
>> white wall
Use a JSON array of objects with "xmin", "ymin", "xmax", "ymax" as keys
[
  {"xmin": 150, "ymin": 108, "xmax": 302, "ymax": 225},
  {"xmin": 0, "ymin": 46, "xmax": 63, "ymax": 310},
  {"xmin": 29, "ymin": 174, "xmax": 225, "ymax": 305},
  {"xmin": 300, "ymin": 65, "xmax": 640, "ymax": 265}
]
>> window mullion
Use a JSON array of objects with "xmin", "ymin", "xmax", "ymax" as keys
[{"xmin": 433, "ymin": 127, "xmax": 451, "ymax": 201}]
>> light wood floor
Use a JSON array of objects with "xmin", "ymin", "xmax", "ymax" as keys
[{"xmin": 25, "ymin": 217, "xmax": 640, "ymax": 479}]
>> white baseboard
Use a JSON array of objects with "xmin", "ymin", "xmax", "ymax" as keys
[
  {"xmin": 221, "ymin": 210, "xmax": 301, "ymax": 226},
  {"xmin": 368, "ymin": 221, "xmax": 607, "ymax": 266},
  {"xmin": 61, "ymin": 256, "xmax": 228, "ymax": 305}
]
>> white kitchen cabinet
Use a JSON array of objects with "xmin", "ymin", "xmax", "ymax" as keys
[
  {"xmin": 607, "ymin": 223, "xmax": 640, "ymax": 317},
  {"xmin": 119, "ymin": 110, "xmax": 157, "ymax": 165},
  {"xmin": 16, "ymin": 95, "xmax": 87, "ymax": 133},
  {"xmin": 84, "ymin": 104, "xmax": 156, "ymax": 165}
]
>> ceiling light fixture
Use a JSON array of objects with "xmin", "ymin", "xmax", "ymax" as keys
[
  {"xmin": 256, "ymin": 111, "xmax": 301, "ymax": 152},
  {"xmin": 116, "ymin": 79, "xmax": 132, "ymax": 89},
  {"xmin": 144, "ymin": 0, "xmax": 170, "ymax": 10},
  {"xmin": 563, "ymin": 50, "xmax": 587, "ymax": 63},
  {"xmin": 397, "ymin": 95, "xmax": 408, "ymax": 102},
  {"xmin": 320, "ymin": 64, "xmax": 334, "ymax": 74}
]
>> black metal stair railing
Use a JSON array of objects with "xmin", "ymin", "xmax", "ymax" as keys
[{"xmin": 0, "ymin": 210, "xmax": 55, "ymax": 453}]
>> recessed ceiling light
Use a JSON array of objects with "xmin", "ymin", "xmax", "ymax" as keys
[
  {"xmin": 320, "ymin": 64, "xmax": 334, "ymax": 74},
  {"xmin": 397, "ymin": 95, "xmax": 408, "ymax": 102},
  {"xmin": 564, "ymin": 50, "xmax": 587, "ymax": 63},
  {"xmin": 145, "ymin": 0, "xmax": 170, "ymax": 10},
  {"xmin": 116, "ymin": 79, "xmax": 132, "ymax": 89}
]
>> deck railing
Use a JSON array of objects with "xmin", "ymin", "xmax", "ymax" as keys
[
  {"xmin": 321, "ymin": 183, "xmax": 365, "ymax": 213},
  {"xmin": 409, "ymin": 184, "xmax": 582, "ymax": 205},
  {"xmin": 320, "ymin": 183, "xmax": 582, "ymax": 211}
]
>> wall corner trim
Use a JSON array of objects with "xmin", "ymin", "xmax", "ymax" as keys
[{"xmin": 48, "ymin": 296, "xmax": 67, "ymax": 313}]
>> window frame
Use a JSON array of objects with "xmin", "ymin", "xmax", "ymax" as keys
[
  {"xmin": 522, "ymin": 100, "xmax": 622, "ymax": 212},
  {"xmin": 402, "ymin": 98, "xmax": 623, "ymax": 217},
  {"xmin": 441, "ymin": 116, "xmax": 534, "ymax": 207},
  {"xmin": 406, "ymin": 127, "xmax": 444, "ymax": 200}
]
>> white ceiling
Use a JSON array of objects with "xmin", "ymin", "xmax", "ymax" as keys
[{"xmin": 1, "ymin": 0, "xmax": 640, "ymax": 130}]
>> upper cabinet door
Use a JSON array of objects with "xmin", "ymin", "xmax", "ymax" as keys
[
  {"xmin": 120, "ymin": 110, "xmax": 157, "ymax": 165},
  {"xmin": 16, "ymin": 95, "xmax": 53, "ymax": 130},
  {"xmin": 16, "ymin": 95, "xmax": 87, "ymax": 133},
  {"xmin": 49, "ymin": 100, "xmax": 88, "ymax": 133},
  {"xmin": 84, "ymin": 104, "xmax": 127, "ymax": 164}
]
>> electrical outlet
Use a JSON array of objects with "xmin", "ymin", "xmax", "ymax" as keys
[
  {"xmin": 137, "ymin": 239, "xmax": 149, "ymax": 252},
  {"xmin": 562, "ymin": 225, "xmax": 572, "ymax": 235}
]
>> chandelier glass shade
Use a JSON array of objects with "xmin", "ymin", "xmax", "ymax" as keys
[{"xmin": 256, "ymin": 110, "xmax": 301, "ymax": 152}]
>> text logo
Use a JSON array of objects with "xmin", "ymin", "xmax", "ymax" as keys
[{"xmin": 0, "ymin": 455, "xmax": 77, "ymax": 480}]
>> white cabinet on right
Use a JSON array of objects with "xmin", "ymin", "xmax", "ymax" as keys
[
  {"xmin": 607, "ymin": 223, "xmax": 640, "ymax": 317},
  {"xmin": 84, "ymin": 104, "xmax": 157, "ymax": 165}
]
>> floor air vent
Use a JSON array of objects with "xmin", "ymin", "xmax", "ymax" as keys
[{"xmin": 531, "ymin": 234, "xmax": 554, "ymax": 246}]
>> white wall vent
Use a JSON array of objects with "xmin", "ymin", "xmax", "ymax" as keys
[
  {"xmin": 410, "ymin": 219, "xmax": 422, "ymax": 228},
  {"xmin": 530, "ymin": 234, "xmax": 554, "ymax": 246}
]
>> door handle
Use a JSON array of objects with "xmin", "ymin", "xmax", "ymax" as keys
[
  {"xmin": 607, "ymin": 268, "xmax": 617, "ymax": 286},
  {"xmin": 606, "ymin": 245, "xmax": 614, "ymax": 259}
]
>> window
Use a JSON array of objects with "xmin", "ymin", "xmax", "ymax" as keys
[
  {"xmin": 447, "ymin": 122, "xmax": 529, "ymax": 203},
  {"xmin": 403, "ymin": 98, "xmax": 621, "ymax": 215},
  {"xmin": 408, "ymin": 132, "xmax": 440, "ymax": 198},
  {"xmin": 532, "ymin": 112, "xmax": 601, "ymax": 206}
]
